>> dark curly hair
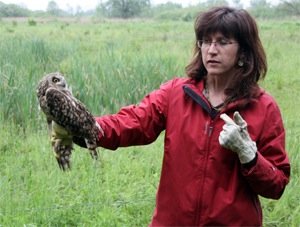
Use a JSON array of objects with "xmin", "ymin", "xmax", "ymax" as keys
[{"xmin": 185, "ymin": 6, "xmax": 267, "ymax": 104}]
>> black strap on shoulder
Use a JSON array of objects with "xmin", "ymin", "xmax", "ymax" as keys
[{"xmin": 183, "ymin": 85, "xmax": 218, "ymax": 119}]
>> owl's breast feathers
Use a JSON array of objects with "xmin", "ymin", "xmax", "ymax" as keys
[{"xmin": 44, "ymin": 87, "xmax": 100, "ymax": 140}]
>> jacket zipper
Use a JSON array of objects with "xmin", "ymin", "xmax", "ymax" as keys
[{"xmin": 195, "ymin": 119, "xmax": 215, "ymax": 226}]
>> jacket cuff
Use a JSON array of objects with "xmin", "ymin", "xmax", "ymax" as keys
[{"xmin": 241, "ymin": 152, "xmax": 258, "ymax": 170}]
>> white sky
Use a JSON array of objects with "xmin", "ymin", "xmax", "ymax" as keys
[{"xmin": 0, "ymin": 0, "xmax": 279, "ymax": 11}]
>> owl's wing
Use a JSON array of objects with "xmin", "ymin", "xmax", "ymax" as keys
[
  {"xmin": 45, "ymin": 87, "xmax": 100, "ymax": 140},
  {"xmin": 37, "ymin": 90, "xmax": 53, "ymax": 134}
]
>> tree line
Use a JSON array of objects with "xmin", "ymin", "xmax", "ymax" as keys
[{"xmin": 0, "ymin": 0, "xmax": 300, "ymax": 19}]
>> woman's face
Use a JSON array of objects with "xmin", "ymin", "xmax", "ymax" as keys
[{"xmin": 200, "ymin": 32, "xmax": 239, "ymax": 78}]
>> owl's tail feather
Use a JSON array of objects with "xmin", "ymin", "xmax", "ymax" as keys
[
  {"xmin": 53, "ymin": 143, "xmax": 73, "ymax": 171},
  {"xmin": 51, "ymin": 122, "xmax": 73, "ymax": 171}
]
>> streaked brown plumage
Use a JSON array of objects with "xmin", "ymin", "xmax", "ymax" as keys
[{"xmin": 37, "ymin": 72, "xmax": 102, "ymax": 170}]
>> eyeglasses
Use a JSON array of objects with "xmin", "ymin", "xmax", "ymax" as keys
[{"xmin": 197, "ymin": 39, "xmax": 238, "ymax": 49}]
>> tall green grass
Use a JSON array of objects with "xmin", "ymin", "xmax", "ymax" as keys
[
  {"xmin": 0, "ymin": 20, "xmax": 193, "ymax": 128},
  {"xmin": 0, "ymin": 18, "xmax": 299, "ymax": 226},
  {"xmin": 0, "ymin": 123, "xmax": 162, "ymax": 226}
]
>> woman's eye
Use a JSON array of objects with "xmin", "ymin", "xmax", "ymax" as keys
[
  {"xmin": 219, "ymin": 39, "xmax": 229, "ymax": 46},
  {"xmin": 202, "ymin": 39, "xmax": 211, "ymax": 44}
]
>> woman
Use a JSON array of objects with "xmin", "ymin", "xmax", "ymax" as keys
[{"xmin": 77, "ymin": 6, "xmax": 290, "ymax": 226}]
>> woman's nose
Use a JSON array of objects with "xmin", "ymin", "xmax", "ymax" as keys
[{"xmin": 207, "ymin": 43, "xmax": 218, "ymax": 53}]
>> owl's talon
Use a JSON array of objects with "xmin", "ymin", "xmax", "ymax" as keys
[
  {"xmin": 89, "ymin": 149, "xmax": 98, "ymax": 160},
  {"xmin": 56, "ymin": 157, "xmax": 71, "ymax": 171}
]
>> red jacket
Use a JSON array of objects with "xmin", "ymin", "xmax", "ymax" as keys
[{"xmin": 96, "ymin": 78, "xmax": 290, "ymax": 226}]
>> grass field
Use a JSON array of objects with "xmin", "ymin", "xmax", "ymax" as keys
[{"xmin": 0, "ymin": 17, "xmax": 299, "ymax": 226}]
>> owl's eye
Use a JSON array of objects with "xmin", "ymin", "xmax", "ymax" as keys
[{"xmin": 52, "ymin": 77, "xmax": 60, "ymax": 83}]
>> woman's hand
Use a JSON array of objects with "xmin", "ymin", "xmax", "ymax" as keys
[{"xmin": 219, "ymin": 111, "xmax": 257, "ymax": 164}]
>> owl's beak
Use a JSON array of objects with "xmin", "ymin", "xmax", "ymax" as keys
[{"xmin": 58, "ymin": 81, "xmax": 66, "ymax": 88}]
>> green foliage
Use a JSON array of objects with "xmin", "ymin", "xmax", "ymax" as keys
[
  {"xmin": 47, "ymin": 0, "xmax": 60, "ymax": 16},
  {"xmin": 0, "ymin": 19, "xmax": 192, "ymax": 129},
  {"xmin": 0, "ymin": 18, "xmax": 299, "ymax": 226},
  {"xmin": 152, "ymin": 6, "xmax": 200, "ymax": 21},
  {"xmin": 28, "ymin": 18, "xmax": 37, "ymax": 26},
  {"xmin": 249, "ymin": 0, "xmax": 300, "ymax": 18},
  {"xmin": 277, "ymin": 0, "xmax": 300, "ymax": 16},
  {"xmin": 97, "ymin": 0, "xmax": 151, "ymax": 18},
  {"xmin": 12, "ymin": 20, "xmax": 17, "ymax": 26},
  {"xmin": 0, "ymin": 2, "xmax": 30, "ymax": 17},
  {"xmin": 148, "ymin": 2, "xmax": 182, "ymax": 17},
  {"xmin": 0, "ymin": 123, "xmax": 161, "ymax": 226}
]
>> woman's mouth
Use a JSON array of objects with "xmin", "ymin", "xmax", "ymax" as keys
[{"xmin": 207, "ymin": 60, "xmax": 220, "ymax": 64}]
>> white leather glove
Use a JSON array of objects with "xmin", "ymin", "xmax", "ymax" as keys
[{"xmin": 219, "ymin": 111, "xmax": 257, "ymax": 164}]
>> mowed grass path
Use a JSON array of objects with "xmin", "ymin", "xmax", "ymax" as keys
[{"xmin": 0, "ymin": 18, "xmax": 299, "ymax": 226}]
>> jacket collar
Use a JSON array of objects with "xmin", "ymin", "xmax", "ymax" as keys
[{"xmin": 183, "ymin": 79, "xmax": 264, "ymax": 116}]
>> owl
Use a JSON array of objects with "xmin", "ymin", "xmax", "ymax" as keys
[{"xmin": 37, "ymin": 72, "xmax": 103, "ymax": 170}]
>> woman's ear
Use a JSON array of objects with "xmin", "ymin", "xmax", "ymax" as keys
[{"xmin": 237, "ymin": 51, "xmax": 246, "ymax": 67}]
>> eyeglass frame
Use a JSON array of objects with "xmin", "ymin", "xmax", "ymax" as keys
[{"xmin": 197, "ymin": 39, "xmax": 238, "ymax": 49}]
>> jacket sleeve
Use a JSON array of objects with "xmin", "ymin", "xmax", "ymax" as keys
[
  {"xmin": 94, "ymin": 80, "xmax": 171, "ymax": 150},
  {"xmin": 241, "ymin": 100, "xmax": 290, "ymax": 199}
]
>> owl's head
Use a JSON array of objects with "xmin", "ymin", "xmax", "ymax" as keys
[
  {"xmin": 37, "ymin": 72, "xmax": 70, "ymax": 98},
  {"xmin": 46, "ymin": 72, "xmax": 67, "ymax": 89}
]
